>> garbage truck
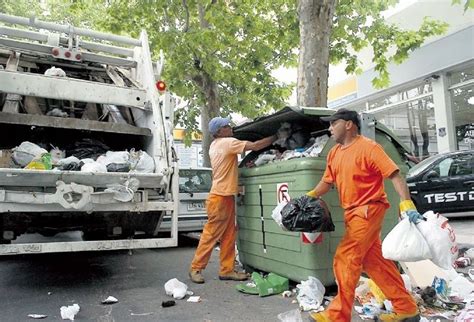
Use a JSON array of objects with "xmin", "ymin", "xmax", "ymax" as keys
[{"xmin": 0, "ymin": 14, "xmax": 179, "ymax": 254}]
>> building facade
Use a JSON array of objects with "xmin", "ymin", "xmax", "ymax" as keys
[{"xmin": 328, "ymin": 1, "xmax": 474, "ymax": 158}]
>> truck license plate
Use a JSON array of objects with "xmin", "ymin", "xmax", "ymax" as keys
[{"xmin": 187, "ymin": 202, "xmax": 204, "ymax": 211}]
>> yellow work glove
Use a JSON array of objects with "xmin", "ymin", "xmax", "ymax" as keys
[
  {"xmin": 306, "ymin": 189, "xmax": 318, "ymax": 198},
  {"xmin": 399, "ymin": 200, "xmax": 423, "ymax": 223}
]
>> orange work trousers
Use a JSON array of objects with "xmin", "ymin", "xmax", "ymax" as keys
[
  {"xmin": 191, "ymin": 194, "xmax": 236, "ymax": 275},
  {"xmin": 325, "ymin": 202, "xmax": 417, "ymax": 321}
]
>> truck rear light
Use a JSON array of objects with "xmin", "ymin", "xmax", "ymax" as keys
[
  {"xmin": 52, "ymin": 48, "xmax": 60, "ymax": 56},
  {"xmin": 156, "ymin": 80, "xmax": 166, "ymax": 92},
  {"xmin": 64, "ymin": 51, "xmax": 71, "ymax": 58},
  {"xmin": 75, "ymin": 53, "xmax": 82, "ymax": 60}
]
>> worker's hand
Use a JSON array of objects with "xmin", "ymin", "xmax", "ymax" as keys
[
  {"xmin": 406, "ymin": 210, "xmax": 423, "ymax": 224},
  {"xmin": 399, "ymin": 199, "xmax": 423, "ymax": 224},
  {"xmin": 306, "ymin": 190, "xmax": 318, "ymax": 198}
]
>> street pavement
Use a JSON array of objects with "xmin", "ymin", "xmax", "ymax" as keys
[
  {"xmin": 0, "ymin": 216, "xmax": 471, "ymax": 322},
  {"xmin": 0, "ymin": 235, "xmax": 301, "ymax": 322}
]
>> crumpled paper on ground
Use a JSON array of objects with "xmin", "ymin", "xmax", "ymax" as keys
[{"xmin": 60, "ymin": 304, "xmax": 80, "ymax": 321}]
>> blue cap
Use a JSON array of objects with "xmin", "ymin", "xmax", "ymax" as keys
[{"xmin": 209, "ymin": 117, "xmax": 231, "ymax": 135}]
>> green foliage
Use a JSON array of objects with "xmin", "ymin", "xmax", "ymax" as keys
[
  {"xmin": 0, "ymin": 0, "xmax": 450, "ymax": 132},
  {"xmin": 95, "ymin": 0, "xmax": 298, "ymax": 136},
  {"xmin": 452, "ymin": 0, "xmax": 474, "ymax": 11},
  {"xmin": 0, "ymin": 0, "xmax": 42, "ymax": 16}
]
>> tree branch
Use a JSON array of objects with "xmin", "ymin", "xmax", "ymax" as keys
[{"xmin": 182, "ymin": 0, "xmax": 190, "ymax": 32}]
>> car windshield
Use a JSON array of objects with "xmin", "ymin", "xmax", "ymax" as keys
[
  {"xmin": 179, "ymin": 169, "xmax": 212, "ymax": 193},
  {"xmin": 407, "ymin": 154, "xmax": 445, "ymax": 178}
]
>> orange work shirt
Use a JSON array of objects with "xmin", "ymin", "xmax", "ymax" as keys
[
  {"xmin": 209, "ymin": 137, "xmax": 248, "ymax": 196},
  {"xmin": 322, "ymin": 135, "xmax": 399, "ymax": 210}
]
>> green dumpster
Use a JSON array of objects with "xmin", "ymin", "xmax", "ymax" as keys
[{"xmin": 233, "ymin": 107, "xmax": 411, "ymax": 286}]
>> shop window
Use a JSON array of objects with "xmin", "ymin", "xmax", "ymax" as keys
[
  {"xmin": 373, "ymin": 95, "xmax": 437, "ymax": 159},
  {"xmin": 449, "ymin": 83, "xmax": 474, "ymax": 150},
  {"xmin": 448, "ymin": 65, "xmax": 474, "ymax": 87}
]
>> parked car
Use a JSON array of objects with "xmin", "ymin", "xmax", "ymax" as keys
[
  {"xmin": 406, "ymin": 150, "xmax": 474, "ymax": 217},
  {"xmin": 160, "ymin": 168, "xmax": 211, "ymax": 232}
]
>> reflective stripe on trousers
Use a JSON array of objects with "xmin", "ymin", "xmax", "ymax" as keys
[
  {"xmin": 325, "ymin": 203, "xmax": 417, "ymax": 321},
  {"xmin": 191, "ymin": 194, "xmax": 236, "ymax": 275}
]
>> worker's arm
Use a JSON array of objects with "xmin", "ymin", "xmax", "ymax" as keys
[
  {"xmin": 389, "ymin": 170, "xmax": 423, "ymax": 223},
  {"xmin": 306, "ymin": 180, "xmax": 332, "ymax": 198},
  {"xmin": 244, "ymin": 134, "xmax": 277, "ymax": 152},
  {"xmin": 388, "ymin": 170, "xmax": 411, "ymax": 200}
]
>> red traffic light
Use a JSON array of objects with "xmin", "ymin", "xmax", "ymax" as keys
[{"xmin": 156, "ymin": 80, "xmax": 166, "ymax": 92}]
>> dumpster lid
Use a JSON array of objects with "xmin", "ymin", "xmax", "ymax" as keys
[
  {"xmin": 233, "ymin": 106, "xmax": 332, "ymax": 141},
  {"xmin": 233, "ymin": 106, "xmax": 411, "ymax": 155}
]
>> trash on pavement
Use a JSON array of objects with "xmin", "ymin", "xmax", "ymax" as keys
[
  {"xmin": 382, "ymin": 218, "xmax": 432, "ymax": 262},
  {"xmin": 281, "ymin": 290, "xmax": 293, "ymax": 298},
  {"xmin": 236, "ymin": 272, "xmax": 289, "ymax": 297},
  {"xmin": 465, "ymin": 248, "xmax": 474, "ymax": 261},
  {"xmin": 296, "ymin": 276, "xmax": 325, "ymax": 311},
  {"xmin": 281, "ymin": 196, "xmax": 334, "ymax": 232},
  {"xmin": 449, "ymin": 275, "xmax": 474, "ymax": 298},
  {"xmin": 101, "ymin": 296, "xmax": 118, "ymax": 304},
  {"xmin": 187, "ymin": 296, "xmax": 201, "ymax": 303},
  {"xmin": 416, "ymin": 211, "xmax": 458, "ymax": 270},
  {"xmin": 277, "ymin": 308, "xmax": 303, "ymax": 322},
  {"xmin": 368, "ymin": 279, "xmax": 386, "ymax": 305},
  {"xmin": 455, "ymin": 257, "xmax": 472, "ymax": 268},
  {"xmin": 27, "ymin": 314, "xmax": 47, "ymax": 319},
  {"xmin": 455, "ymin": 300, "xmax": 474, "ymax": 321},
  {"xmin": 164, "ymin": 278, "xmax": 188, "ymax": 299},
  {"xmin": 161, "ymin": 300, "xmax": 176, "ymax": 307},
  {"xmin": 60, "ymin": 303, "xmax": 80, "ymax": 321}
]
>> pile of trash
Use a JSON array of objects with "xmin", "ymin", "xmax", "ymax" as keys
[
  {"xmin": 243, "ymin": 122, "xmax": 329, "ymax": 168},
  {"xmin": 6, "ymin": 140, "xmax": 155, "ymax": 173}
]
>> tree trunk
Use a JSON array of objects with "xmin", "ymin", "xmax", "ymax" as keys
[
  {"xmin": 297, "ymin": 0, "xmax": 336, "ymax": 107},
  {"xmin": 196, "ymin": 2, "xmax": 220, "ymax": 168},
  {"xmin": 192, "ymin": 71, "xmax": 220, "ymax": 167}
]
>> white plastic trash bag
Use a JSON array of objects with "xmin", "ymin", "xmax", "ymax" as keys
[
  {"xmin": 271, "ymin": 202, "xmax": 288, "ymax": 230},
  {"xmin": 60, "ymin": 303, "xmax": 80, "ymax": 320},
  {"xmin": 45, "ymin": 66, "xmax": 66, "ymax": 77},
  {"xmin": 277, "ymin": 309, "xmax": 303, "ymax": 322},
  {"xmin": 416, "ymin": 211, "xmax": 458, "ymax": 270},
  {"xmin": 130, "ymin": 150, "xmax": 155, "ymax": 173},
  {"xmin": 12, "ymin": 141, "xmax": 48, "ymax": 167},
  {"xmin": 382, "ymin": 218, "xmax": 432, "ymax": 262},
  {"xmin": 105, "ymin": 178, "xmax": 140, "ymax": 202},
  {"xmin": 81, "ymin": 161, "xmax": 107, "ymax": 173},
  {"xmin": 164, "ymin": 278, "xmax": 188, "ymax": 299},
  {"xmin": 97, "ymin": 151, "xmax": 130, "ymax": 166},
  {"xmin": 296, "ymin": 276, "xmax": 325, "ymax": 311}
]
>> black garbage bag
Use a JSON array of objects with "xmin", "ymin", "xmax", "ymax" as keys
[
  {"xmin": 281, "ymin": 196, "xmax": 335, "ymax": 232},
  {"xmin": 67, "ymin": 138, "xmax": 110, "ymax": 160}
]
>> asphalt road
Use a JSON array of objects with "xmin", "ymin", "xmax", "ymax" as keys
[
  {"xmin": 0, "ymin": 236, "xmax": 300, "ymax": 322},
  {"xmin": 0, "ymin": 216, "xmax": 471, "ymax": 322}
]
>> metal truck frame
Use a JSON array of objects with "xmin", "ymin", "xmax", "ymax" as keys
[{"xmin": 0, "ymin": 14, "xmax": 178, "ymax": 255}]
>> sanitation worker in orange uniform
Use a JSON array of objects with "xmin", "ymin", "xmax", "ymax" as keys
[
  {"xmin": 189, "ymin": 117, "xmax": 277, "ymax": 284},
  {"xmin": 307, "ymin": 109, "xmax": 423, "ymax": 322}
]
